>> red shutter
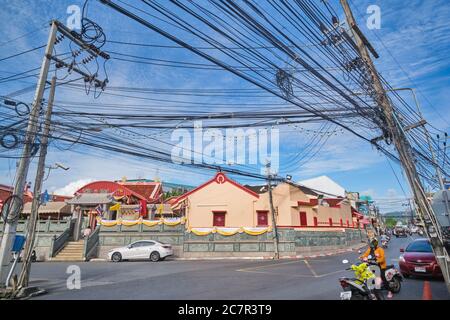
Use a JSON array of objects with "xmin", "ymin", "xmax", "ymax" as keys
[
  {"xmin": 347, "ymin": 220, "xmax": 349, "ymax": 227},
  {"xmin": 213, "ymin": 212, "xmax": 226, "ymax": 227},
  {"xmin": 340, "ymin": 218, "xmax": 343, "ymax": 226},
  {"xmin": 313, "ymin": 217, "xmax": 318, "ymax": 226},
  {"xmin": 329, "ymin": 218, "xmax": 333, "ymax": 226},
  {"xmin": 257, "ymin": 211, "xmax": 268, "ymax": 227},
  {"xmin": 299, "ymin": 212, "xmax": 307, "ymax": 226}
]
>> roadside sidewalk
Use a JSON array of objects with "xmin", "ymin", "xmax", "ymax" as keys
[{"xmin": 173, "ymin": 242, "xmax": 367, "ymax": 261}]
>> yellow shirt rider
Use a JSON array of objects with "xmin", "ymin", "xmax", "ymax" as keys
[{"xmin": 360, "ymin": 238, "xmax": 387, "ymax": 270}]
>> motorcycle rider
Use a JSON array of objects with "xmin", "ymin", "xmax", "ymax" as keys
[
  {"xmin": 360, "ymin": 238, "xmax": 391, "ymax": 297},
  {"xmin": 380, "ymin": 233, "xmax": 389, "ymax": 246}
]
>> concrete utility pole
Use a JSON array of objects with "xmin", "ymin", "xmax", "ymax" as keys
[
  {"xmin": 266, "ymin": 162, "xmax": 280, "ymax": 259},
  {"xmin": 16, "ymin": 76, "xmax": 57, "ymax": 290},
  {"xmin": 391, "ymin": 88, "xmax": 446, "ymax": 190},
  {"xmin": 0, "ymin": 21, "xmax": 58, "ymax": 286},
  {"xmin": 340, "ymin": 0, "xmax": 450, "ymax": 292}
]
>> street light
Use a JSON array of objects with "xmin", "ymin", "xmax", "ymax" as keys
[
  {"xmin": 43, "ymin": 162, "xmax": 70, "ymax": 181},
  {"xmin": 54, "ymin": 162, "xmax": 69, "ymax": 171}
]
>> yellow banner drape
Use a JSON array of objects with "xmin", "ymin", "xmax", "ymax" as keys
[
  {"xmin": 189, "ymin": 228, "xmax": 215, "ymax": 236},
  {"xmin": 241, "ymin": 226, "xmax": 272, "ymax": 236},
  {"xmin": 121, "ymin": 219, "xmax": 140, "ymax": 227},
  {"xmin": 97, "ymin": 217, "xmax": 185, "ymax": 227},
  {"xmin": 98, "ymin": 220, "xmax": 118, "ymax": 227},
  {"xmin": 142, "ymin": 220, "xmax": 161, "ymax": 227},
  {"xmin": 187, "ymin": 226, "xmax": 271, "ymax": 236},
  {"xmin": 162, "ymin": 219, "xmax": 181, "ymax": 226},
  {"xmin": 109, "ymin": 203, "xmax": 121, "ymax": 211},
  {"xmin": 216, "ymin": 227, "xmax": 241, "ymax": 236}
]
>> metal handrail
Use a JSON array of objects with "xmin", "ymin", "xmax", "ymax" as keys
[
  {"xmin": 83, "ymin": 226, "xmax": 100, "ymax": 261},
  {"xmin": 49, "ymin": 219, "xmax": 75, "ymax": 257}
]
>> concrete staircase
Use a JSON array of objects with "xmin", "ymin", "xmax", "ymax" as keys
[{"xmin": 51, "ymin": 240, "xmax": 85, "ymax": 262}]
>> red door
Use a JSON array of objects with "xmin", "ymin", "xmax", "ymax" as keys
[
  {"xmin": 213, "ymin": 212, "xmax": 226, "ymax": 227},
  {"xmin": 257, "ymin": 211, "xmax": 268, "ymax": 226},
  {"xmin": 340, "ymin": 219, "xmax": 343, "ymax": 226},
  {"xmin": 313, "ymin": 217, "xmax": 318, "ymax": 226},
  {"xmin": 329, "ymin": 218, "xmax": 333, "ymax": 226},
  {"xmin": 299, "ymin": 212, "xmax": 307, "ymax": 226}
]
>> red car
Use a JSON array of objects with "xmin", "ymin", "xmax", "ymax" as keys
[{"xmin": 399, "ymin": 238, "xmax": 442, "ymax": 278}]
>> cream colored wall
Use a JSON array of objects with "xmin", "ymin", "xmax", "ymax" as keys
[
  {"xmin": 255, "ymin": 183, "xmax": 316, "ymax": 227},
  {"xmin": 316, "ymin": 201, "xmax": 353, "ymax": 227},
  {"xmin": 291, "ymin": 206, "xmax": 316, "ymax": 226},
  {"xmin": 185, "ymin": 180, "xmax": 355, "ymax": 229},
  {"xmin": 257, "ymin": 183, "xmax": 355, "ymax": 228},
  {"xmin": 185, "ymin": 181, "xmax": 258, "ymax": 228}
]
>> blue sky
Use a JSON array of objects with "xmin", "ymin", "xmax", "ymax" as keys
[{"xmin": 0, "ymin": 0, "xmax": 449, "ymax": 212}]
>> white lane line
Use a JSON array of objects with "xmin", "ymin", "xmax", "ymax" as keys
[
  {"xmin": 303, "ymin": 259, "xmax": 318, "ymax": 277},
  {"xmin": 237, "ymin": 269, "xmax": 315, "ymax": 278},
  {"xmin": 236, "ymin": 259, "xmax": 305, "ymax": 272},
  {"xmin": 316, "ymin": 270, "xmax": 347, "ymax": 278}
]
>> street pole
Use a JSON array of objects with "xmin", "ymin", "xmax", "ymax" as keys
[
  {"xmin": 16, "ymin": 76, "xmax": 57, "ymax": 290},
  {"xmin": 266, "ymin": 163, "xmax": 280, "ymax": 259},
  {"xmin": 340, "ymin": 0, "xmax": 450, "ymax": 292},
  {"xmin": 0, "ymin": 21, "xmax": 58, "ymax": 286},
  {"xmin": 395, "ymin": 88, "xmax": 446, "ymax": 190}
]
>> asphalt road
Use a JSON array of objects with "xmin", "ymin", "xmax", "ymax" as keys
[{"xmin": 26, "ymin": 235, "xmax": 449, "ymax": 300}]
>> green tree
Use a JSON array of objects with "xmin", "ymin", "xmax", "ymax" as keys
[{"xmin": 385, "ymin": 218, "xmax": 397, "ymax": 228}]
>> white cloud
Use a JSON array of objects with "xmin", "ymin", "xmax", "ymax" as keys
[
  {"xmin": 361, "ymin": 189, "xmax": 376, "ymax": 198},
  {"xmin": 387, "ymin": 188, "xmax": 398, "ymax": 198},
  {"xmin": 52, "ymin": 178, "xmax": 94, "ymax": 196}
]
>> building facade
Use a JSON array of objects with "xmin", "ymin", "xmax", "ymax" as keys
[{"xmin": 171, "ymin": 172, "xmax": 358, "ymax": 230}]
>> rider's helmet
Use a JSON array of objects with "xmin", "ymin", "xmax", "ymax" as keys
[{"xmin": 369, "ymin": 238, "xmax": 378, "ymax": 249}]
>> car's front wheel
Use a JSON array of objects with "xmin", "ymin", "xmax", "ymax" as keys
[
  {"xmin": 150, "ymin": 251, "xmax": 160, "ymax": 262},
  {"xmin": 112, "ymin": 252, "xmax": 122, "ymax": 262}
]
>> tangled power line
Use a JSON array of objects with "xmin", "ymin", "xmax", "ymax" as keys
[{"xmin": 0, "ymin": 0, "xmax": 448, "ymax": 187}]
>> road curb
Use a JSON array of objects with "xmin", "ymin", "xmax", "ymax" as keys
[
  {"xmin": 91, "ymin": 244, "xmax": 367, "ymax": 262},
  {"xmin": 280, "ymin": 244, "xmax": 366, "ymax": 260},
  {"xmin": 171, "ymin": 244, "xmax": 367, "ymax": 261},
  {"xmin": 173, "ymin": 256, "xmax": 272, "ymax": 261}
]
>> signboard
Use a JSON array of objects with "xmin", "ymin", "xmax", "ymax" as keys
[{"xmin": 12, "ymin": 235, "xmax": 26, "ymax": 253}]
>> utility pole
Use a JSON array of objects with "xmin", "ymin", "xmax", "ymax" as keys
[
  {"xmin": 340, "ymin": 0, "xmax": 450, "ymax": 292},
  {"xmin": 16, "ymin": 77, "xmax": 57, "ymax": 292},
  {"xmin": 0, "ymin": 21, "xmax": 58, "ymax": 286},
  {"xmin": 395, "ymin": 87, "xmax": 446, "ymax": 190},
  {"xmin": 266, "ymin": 162, "xmax": 279, "ymax": 259},
  {"xmin": 0, "ymin": 18, "xmax": 108, "ymax": 291}
]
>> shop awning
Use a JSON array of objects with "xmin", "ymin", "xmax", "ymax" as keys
[
  {"xmin": 352, "ymin": 211, "xmax": 364, "ymax": 219},
  {"xmin": 351, "ymin": 207, "xmax": 364, "ymax": 219},
  {"xmin": 22, "ymin": 201, "xmax": 71, "ymax": 215},
  {"xmin": 360, "ymin": 217, "xmax": 371, "ymax": 225}
]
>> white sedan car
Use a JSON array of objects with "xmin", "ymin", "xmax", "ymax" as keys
[{"xmin": 107, "ymin": 240, "xmax": 173, "ymax": 262}]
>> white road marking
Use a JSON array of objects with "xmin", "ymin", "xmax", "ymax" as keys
[
  {"xmin": 303, "ymin": 260, "xmax": 318, "ymax": 277},
  {"xmin": 236, "ymin": 259, "xmax": 304, "ymax": 272}
]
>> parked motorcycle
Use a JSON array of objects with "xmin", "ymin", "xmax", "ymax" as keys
[{"xmin": 339, "ymin": 258, "xmax": 384, "ymax": 300}]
